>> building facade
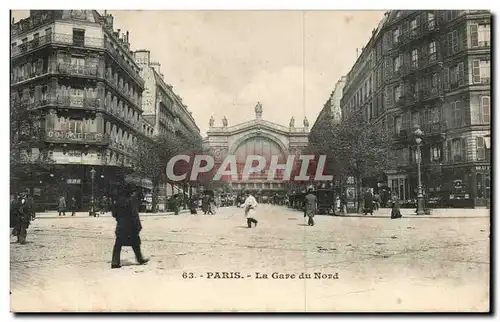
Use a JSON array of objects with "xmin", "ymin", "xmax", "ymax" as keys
[
  {"xmin": 134, "ymin": 49, "xmax": 203, "ymax": 200},
  {"xmin": 10, "ymin": 10, "xmax": 155, "ymax": 210},
  {"xmin": 310, "ymin": 76, "xmax": 347, "ymax": 136},
  {"xmin": 203, "ymin": 103, "xmax": 309, "ymax": 195},
  {"xmin": 340, "ymin": 10, "xmax": 491, "ymax": 207}
]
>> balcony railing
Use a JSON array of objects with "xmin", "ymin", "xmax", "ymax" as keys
[
  {"xmin": 56, "ymin": 63, "xmax": 100, "ymax": 78},
  {"xmin": 395, "ymin": 128, "xmax": 411, "ymax": 140},
  {"xmin": 45, "ymin": 129, "xmax": 110, "ymax": 145},
  {"xmin": 56, "ymin": 95, "xmax": 100, "ymax": 109},
  {"xmin": 418, "ymin": 87, "xmax": 444, "ymax": 102},
  {"xmin": 422, "ymin": 121, "xmax": 447, "ymax": 135},
  {"xmin": 11, "ymin": 64, "xmax": 101, "ymax": 85},
  {"xmin": 11, "ymin": 33, "xmax": 104, "ymax": 58},
  {"xmin": 104, "ymin": 40, "xmax": 144, "ymax": 88}
]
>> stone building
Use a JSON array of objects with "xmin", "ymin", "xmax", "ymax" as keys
[
  {"xmin": 310, "ymin": 76, "xmax": 346, "ymax": 141},
  {"xmin": 134, "ymin": 49, "xmax": 203, "ymax": 202},
  {"xmin": 203, "ymin": 102, "xmax": 309, "ymax": 195},
  {"xmin": 340, "ymin": 10, "xmax": 491, "ymax": 207},
  {"xmin": 10, "ymin": 10, "xmax": 154, "ymax": 209}
]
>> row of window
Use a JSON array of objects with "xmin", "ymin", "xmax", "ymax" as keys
[
  {"xmin": 394, "ymin": 135, "xmax": 489, "ymax": 166},
  {"xmin": 345, "ymin": 76, "xmax": 373, "ymax": 112},
  {"xmin": 391, "ymin": 12, "xmax": 436, "ymax": 46},
  {"xmin": 392, "ymin": 96, "xmax": 490, "ymax": 132}
]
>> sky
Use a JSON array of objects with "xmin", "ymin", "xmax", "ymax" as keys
[{"xmin": 12, "ymin": 10, "xmax": 385, "ymax": 136}]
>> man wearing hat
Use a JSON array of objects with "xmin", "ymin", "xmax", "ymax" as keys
[
  {"xmin": 15, "ymin": 191, "xmax": 34, "ymax": 244},
  {"xmin": 241, "ymin": 190, "xmax": 258, "ymax": 228},
  {"xmin": 304, "ymin": 186, "xmax": 317, "ymax": 226},
  {"xmin": 111, "ymin": 181, "xmax": 149, "ymax": 269}
]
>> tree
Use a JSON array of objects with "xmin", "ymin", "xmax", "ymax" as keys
[
  {"xmin": 308, "ymin": 109, "xmax": 395, "ymax": 211},
  {"xmin": 132, "ymin": 131, "xmax": 204, "ymax": 211},
  {"xmin": 10, "ymin": 95, "xmax": 53, "ymax": 194}
]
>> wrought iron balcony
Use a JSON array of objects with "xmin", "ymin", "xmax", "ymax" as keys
[
  {"xmin": 394, "ymin": 128, "xmax": 412, "ymax": 141},
  {"xmin": 11, "ymin": 64, "xmax": 101, "ymax": 86},
  {"xmin": 55, "ymin": 95, "xmax": 100, "ymax": 109},
  {"xmin": 11, "ymin": 33, "xmax": 104, "ymax": 58},
  {"xmin": 396, "ymin": 93, "xmax": 417, "ymax": 108},
  {"xmin": 45, "ymin": 129, "xmax": 110, "ymax": 145},
  {"xmin": 56, "ymin": 63, "xmax": 100, "ymax": 78},
  {"xmin": 421, "ymin": 121, "xmax": 447, "ymax": 136},
  {"xmin": 418, "ymin": 87, "xmax": 444, "ymax": 103}
]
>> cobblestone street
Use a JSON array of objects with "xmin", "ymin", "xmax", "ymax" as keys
[{"xmin": 10, "ymin": 205, "xmax": 490, "ymax": 312}]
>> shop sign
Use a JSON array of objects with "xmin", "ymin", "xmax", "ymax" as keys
[
  {"xmin": 476, "ymin": 165, "xmax": 490, "ymax": 172},
  {"xmin": 66, "ymin": 179, "xmax": 81, "ymax": 184}
]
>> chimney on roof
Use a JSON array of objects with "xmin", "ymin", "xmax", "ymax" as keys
[
  {"xmin": 126, "ymin": 31, "xmax": 129, "ymax": 43},
  {"xmin": 356, "ymin": 48, "xmax": 359, "ymax": 57},
  {"xmin": 104, "ymin": 10, "xmax": 107, "ymax": 15}
]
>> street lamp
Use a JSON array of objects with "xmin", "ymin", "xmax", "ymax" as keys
[
  {"xmin": 90, "ymin": 167, "xmax": 96, "ymax": 217},
  {"xmin": 414, "ymin": 128, "xmax": 425, "ymax": 215}
]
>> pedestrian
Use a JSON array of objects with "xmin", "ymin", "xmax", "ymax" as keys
[
  {"xmin": 241, "ymin": 191, "xmax": 258, "ymax": 228},
  {"xmin": 339, "ymin": 193, "xmax": 347, "ymax": 214},
  {"xmin": 70, "ymin": 196, "xmax": 77, "ymax": 216},
  {"xmin": 390, "ymin": 194, "xmax": 402, "ymax": 219},
  {"xmin": 189, "ymin": 197, "xmax": 198, "ymax": 214},
  {"xmin": 15, "ymin": 192, "xmax": 34, "ymax": 244},
  {"xmin": 363, "ymin": 188, "xmax": 374, "ymax": 216},
  {"xmin": 111, "ymin": 182, "xmax": 149, "ymax": 269},
  {"xmin": 373, "ymin": 192, "xmax": 381, "ymax": 211},
  {"xmin": 11, "ymin": 193, "xmax": 20, "ymax": 236},
  {"xmin": 172, "ymin": 195, "xmax": 181, "ymax": 215},
  {"xmin": 304, "ymin": 187, "xmax": 317, "ymax": 226},
  {"xmin": 58, "ymin": 195, "xmax": 66, "ymax": 216},
  {"xmin": 100, "ymin": 195, "xmax": 108, "ymax": 215},
  {"xmin": 201, "ymin": 193, "xmax": 210, "ymax": 215}
]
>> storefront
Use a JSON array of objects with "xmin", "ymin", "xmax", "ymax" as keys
[{"xmin": 471, "ymin": 164, "xmax": 491, "ymax": 208}]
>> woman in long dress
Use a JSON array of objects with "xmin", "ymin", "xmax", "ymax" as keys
[{"xmin": 241, "ymin": 191, "xmax": 258, "ymax": 228}]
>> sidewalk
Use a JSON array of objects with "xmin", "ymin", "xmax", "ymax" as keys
[
  {"xmin": 283, "ymin": 206, "xmax": 490, "ymax": 219},
  {"xmin": 334, "ymin": 207, "xmax": 490, "ymax": 218},
  {"xmin": 34, "ymin": 209, "xmax": 190, "ymax": 219}
]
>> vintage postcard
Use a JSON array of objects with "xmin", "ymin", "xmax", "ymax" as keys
[{"xmin": 9, "ymin": 9, "xmax": 491, "ymax": 312}]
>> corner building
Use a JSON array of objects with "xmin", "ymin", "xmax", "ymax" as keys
[
  {"xmin": 341, "ymin": 10, "xmax": 491, "ymax": 207},
  {"xmin": 10, "ymin": 10, "xmax": 154, "ymax": 210}
]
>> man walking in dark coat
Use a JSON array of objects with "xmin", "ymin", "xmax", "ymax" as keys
[
  {"xmin": 15, "ymin": 192, "xmax": 34, "ymax": 244},
  {"xmin": 363, "ymin": 188, "xmax": 374, "ymax": 216},
  {"xmin": 111, "ymin": 183, "xmax": 149, "ymax": 269},
  {"xmin": 304, "ymin": 188, "xmax": 317, "ymax": 226}
]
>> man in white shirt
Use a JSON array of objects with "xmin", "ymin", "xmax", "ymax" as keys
[{"xmin": 241, "ymin": 191, "xmax": 258, "ymax": 228}]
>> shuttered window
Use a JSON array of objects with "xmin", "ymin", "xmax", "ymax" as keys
[
  {"xmin": 480, "ymin": 96, "xmax": 490, "ymax": 123},
  {"xmin": 476, "ymin": 137, "xmax": 485, "ymax": 160},
  {"xmin": 470, "ymin": 24, "xmax": 478, "ymax": 47},
  {"xmin": 472, "ymin": 60, "xmax": 481, "ymax": 83}
]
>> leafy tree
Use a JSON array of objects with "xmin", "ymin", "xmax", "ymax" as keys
[
  {"xmin": 132, "ymin": 130, "xmax": 204, "ymax": 211},
  {"xmin": 10, "ymin": 96, "xmax": 53, "ymax": 194},
  {"xmin": 308, "ymin": 108, "xmax": 395, "ymax": 211}
]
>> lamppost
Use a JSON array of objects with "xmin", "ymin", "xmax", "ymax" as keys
[
  {"xmin": 414, "ymin": 128, "xmax": 425, "ymax": 215},
  {"xmin": 90, "ymin": 167, "xmax": 96, "ymax": 217}
]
